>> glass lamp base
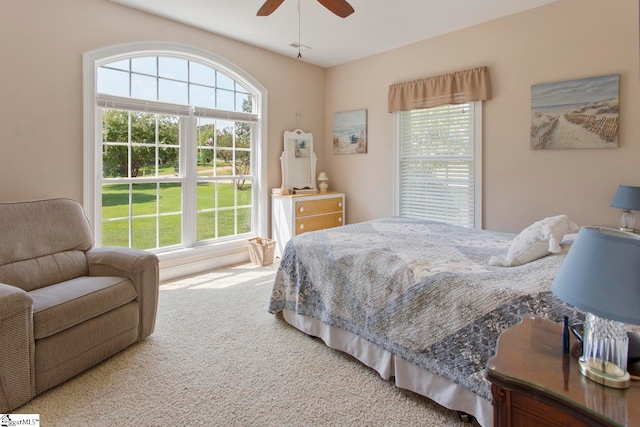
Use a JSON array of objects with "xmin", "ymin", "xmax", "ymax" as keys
[
  {"xmin": 580, "ymin": 313, "xmax": 630, "ymax": 389},
  {"xmin": 619, "ymin": 210, "xmax": 635, "ymax": 232},
  {"xmin": 578, "ymin": 358, "xmax": 631, "ymax": 389}
]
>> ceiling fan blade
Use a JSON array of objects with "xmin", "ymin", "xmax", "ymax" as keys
[
  {"xmin": 316, "ymin": 0, "xmax": 354, "ymax": 18},
  {"xmin": 257, "ymin": 0, "xmax": 286, "ymax": 16}
]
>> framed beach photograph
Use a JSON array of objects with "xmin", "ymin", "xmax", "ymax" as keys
[
  {"xmin": 332, "ymin": 109, "xmax": 367, "ymax": 154},
  {"xmin": 530, "ymin": 74, "xmax": 619, "ymax": 149}
]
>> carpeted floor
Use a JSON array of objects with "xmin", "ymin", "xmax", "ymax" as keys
[{"xmin": 16, "ymin": 262, "xmax": 470, "ymax": 426}]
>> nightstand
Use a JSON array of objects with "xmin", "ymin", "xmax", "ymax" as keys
[
  {"xmin": 271, "ymin": 191, "xmax": 345, "ymax": 257},
  {"xmin": 487, "ymin": 316, "xmax": 640, "ymax": 427}
]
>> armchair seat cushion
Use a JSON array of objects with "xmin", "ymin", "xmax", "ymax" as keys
[{"xmin": 30, "ymin": 276, "xmax": 137, "ymax": 340}]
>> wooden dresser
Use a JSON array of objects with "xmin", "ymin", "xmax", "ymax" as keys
[
  {"xmin": 487, "ymin": 316, "xmax": 640, "ymax": 427},
  {"xmin": 271, "ymin": 191, "xmax": 345, "ymax": 258}
]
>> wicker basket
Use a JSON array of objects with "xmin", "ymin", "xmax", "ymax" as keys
[{"xmin": 248, "ymin": 237, "xmax": 276, "ymax": 266}]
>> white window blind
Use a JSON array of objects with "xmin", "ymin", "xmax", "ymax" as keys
[{"xmin": 398, "ymin": 102, "xmax": 480, "ymax": 228}]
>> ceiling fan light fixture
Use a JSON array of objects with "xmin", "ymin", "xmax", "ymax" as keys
[{"xmin": 290, "ymin": 42, "xmax": 312, "ymax": 50}]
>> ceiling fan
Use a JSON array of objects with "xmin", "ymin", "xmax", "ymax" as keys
[{"xmin": 257, "ymin": 0, "xmax": 355, "ymax": 18}]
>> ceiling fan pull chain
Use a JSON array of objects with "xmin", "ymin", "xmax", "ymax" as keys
[{"xmin": 297, "ymin": 0, "xmax": 302, "ymax": 59}]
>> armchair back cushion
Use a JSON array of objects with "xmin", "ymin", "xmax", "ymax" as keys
[{"xmin": 0, "ymin": 199, "xmax": 94, "ymax": 291}]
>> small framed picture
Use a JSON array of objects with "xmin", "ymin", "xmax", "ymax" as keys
[{"xmin": 333, "ymin": 109, "xmax": 367, "ymax": 154}]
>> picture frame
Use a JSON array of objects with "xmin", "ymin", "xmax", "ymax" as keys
[
  {"xmin": 530, "ymin": 74, "xmax": 619, "ymax": 149},
  {"xmin": 332, "ymin": 109, "xmax": 367, "ymax": 154}
]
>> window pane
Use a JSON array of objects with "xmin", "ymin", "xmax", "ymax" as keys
[
  {"xmin": 102, "ymin": 184, "xmax": 129, "ymax": 219},
  {"xmin": 132, "ymin": 183, "xmax": 156, "ymax": 216},
  {"xmin": 159, "ymin": 115, "xmax": 179, "ymax": 145},
  {"xmin": 102, "ymin": 219, "xmax": 129, "ymax": 247},
  {"xmin": 234, "ymin": 150, "xmax": 250, "ymax": 176},
  {"xmin": 159, "ymin": 182, "xmax": 181, "ymax": 246},
  {"xmin": 159, "ymin": 147, "xmax": 179, "ymax": 176},
  {"xmin": 237, "ymin": 182, "xmax": 252, "ymax": 207},
  {"xmin": 105, "ymin": 59, "xmax": 130, "ymax": 71},
  {"xmin": 159, "ymin": 183, "xmax": 181, "ymax": 214},
  {"xmin": 159, "ymin": 79, "xmax": 188, "ymax": 104},
  {"xmin": 131, "ymin": 74, "xmax": 157, "ymax": 101},
  {"xmin": 216, "ymin": 89, "xmax": 234, "ymax": 111},
  {"xmin": 237, "ymin": 207, "xmax": 251, "ymax": 233},
  {"xmin": 131, "ymin": 57, "xmax": 157, "ymax": 75},
  {"xmin": 160, "ymin": 213, "xmax": 181, "ymax": 247},
  {"xmin": 102, "ymin": 145, "xmax": 128, "ymax": 178},
  {"xmin": 132, "ymin": 217, "xmax": 157, "ymax": 249},
  {"xmin": 131, "ymin": 113, "xmax": 156, "ymax": 144},
  {"xmin": 197, "ymin": 147, "xmax": 214, "ymax": 176},
  {"xmin": 103, "ymin": 110, "xmax": 129, "ymax": 143},
  {"xmin": 218, "ymin": 209, "xmax": 235, "ymax": 237},
  {"xmin": 236, "ymin": 92, "xmax": 251, "ymax": 113},
  {"xmin": 190, "ymin": 61, "xmax": 215, "ymax": 86},
  {"xmin": 97, "ymin": 68, "xmax": 129, "ymax": 96},
  {"xmin": 190, "ymin": 84, "xmax": 215, "ymax": 109},
  {"xmin": 217, "ymin": 72, "xmax": 234, "ymax": 90},
  {"xmin": 197, "ymin": 183, "xmax": 216, "ymax": 240},
  {"xmin": 218, "ymin": 182, "xmax": 235, "ymax": 208},
  {"xmin": 131, "ymin": 146, "xmax": 155, "ymax": 177},
  {"xmin": 159, "ymin": 57, "xmax": 188, "ymax": 81}
]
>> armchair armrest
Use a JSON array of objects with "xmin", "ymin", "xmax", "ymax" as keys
[
  {"xmin": 0, "ymin": 284, "xmax": 35, "ymax": 412},
  {"xmin": 86, "ymin": 247, "xmax": 159, "ymax": 340}
]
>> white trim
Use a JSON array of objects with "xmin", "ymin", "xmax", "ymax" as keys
[
  {"xmin": 473, "ymin": 102, "xmax": 483, "ymax": 229},
  {"xmin": 83, "ymin": 41, "xmax": 268, "ymax": 276}
]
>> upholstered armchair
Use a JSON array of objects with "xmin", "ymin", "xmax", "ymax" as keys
[{"xmin": 0, "ymin": 198, "xmax": 159, "ymax": 412}]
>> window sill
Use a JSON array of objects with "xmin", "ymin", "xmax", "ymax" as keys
[{"xmin": 157, "ymin": 239, "xmax": 251, "ymax": 282}]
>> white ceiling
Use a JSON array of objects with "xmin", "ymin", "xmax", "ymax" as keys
[{"xmin": 110, "ymin": 0, "xmax": 557, "ymax": 68}]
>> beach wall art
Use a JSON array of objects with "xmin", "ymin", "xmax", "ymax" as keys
[
  {"xmin": 530, "ymin": 73, "xmax": 619, "ymax": 149},
  {"xmin": 332, "ymin": 109, "xmax": 367, "ymax": 154}
]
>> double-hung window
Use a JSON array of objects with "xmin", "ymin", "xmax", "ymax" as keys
[
  {"xmin": 396, "ymin": 102, "xmax": 481, "ymax": 228},
  {"xmin": 84, "ymin": 43, "xmax": 267, "ymax": 274},
  {"xmin": 390, "ymin": 67, "xmax": 490, "ymax": 229}
]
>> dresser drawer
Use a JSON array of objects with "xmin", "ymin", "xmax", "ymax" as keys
[
  {"xmin": 295, "ymin": 197, "xmax": 343, "ymax": 218},
  {"xmin": 295, "ymin": 212, "xmax": 343, "ymax": 235}
]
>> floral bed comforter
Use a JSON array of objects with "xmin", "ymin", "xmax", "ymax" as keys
[{"xmin": 268, "ymin": 217, "xmax": 581, "ymax": 400}]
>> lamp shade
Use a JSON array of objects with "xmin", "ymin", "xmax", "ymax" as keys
[
  {"xmin": 317, "ymin": 172, "xmax": 328, "ymax": 181},
  {"xmin": 551, "ymin": 227, "xmax": 640, "ymax": 325},
  {"xmin": 610, "ymin": 185, "xmax": 640, "ymax": 210}
]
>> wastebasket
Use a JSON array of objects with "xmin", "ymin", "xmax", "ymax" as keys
[{"xmin": 248, "ymin": 237, "xmax": 276, "ymax": 266}]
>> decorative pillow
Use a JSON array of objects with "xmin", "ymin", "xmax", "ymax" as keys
[{"xmin": 489, "ymin": 215, "xmax": 579, "ymax": 267}]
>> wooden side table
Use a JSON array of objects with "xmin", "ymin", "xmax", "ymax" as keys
[{"xmin": 487, "ymin": 316, "xmax": 640, "ymax": 427}]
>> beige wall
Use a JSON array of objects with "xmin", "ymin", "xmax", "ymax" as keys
[
  {"xmin": 0, "ymin": 0, "xmax": 326, "ymax": 208},
  {"xmin": 2, "ymin": 0, "xmax": 638, "ymax": 236},
  {"xmin": 324, "ymin": 0, "xmax": 639, "ymax": 232}
]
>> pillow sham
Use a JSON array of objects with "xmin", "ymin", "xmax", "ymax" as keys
[{"xmin": 489, "ymin": 215, "xmax": 579, "ymax": 267}]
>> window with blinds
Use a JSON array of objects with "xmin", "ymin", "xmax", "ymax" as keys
[{"xmin": 397, "ymin": 102, "xmax": 481, "ymax": 228}]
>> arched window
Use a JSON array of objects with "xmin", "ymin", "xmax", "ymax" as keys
[{"xmin": 83, "ymin": 42, "xmax": 267, "ymax": 277}]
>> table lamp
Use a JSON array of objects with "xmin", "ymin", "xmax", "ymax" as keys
[
  {"xmin": 317, "ymin": 172, "xmax": 329, "ymax": 192},
  {"xmin": 551, "ymin": 226, "xmax": 640, "ymax": 389},
  {"xmin": 610, "ymin": 185, "xmax": 640, "ymax": 232}
]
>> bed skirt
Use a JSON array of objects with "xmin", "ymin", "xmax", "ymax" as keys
[{"xmin": 281, "ymin": 309, "xmax": 493, "ymax": 427}]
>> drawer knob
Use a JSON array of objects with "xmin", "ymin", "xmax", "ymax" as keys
[
  {"xmin": 338, "ymin": 217, "xmax": 343, "ymax": 223},
  {"xmin": 299, "ymin": 224, "xmax": 305, "ymax": 230},
  {"xmin": 338, "ymin": 202, "xmax": 343, "ymax": 208},
  {"xmin": 299, "ymin": 206, "xmax": 305, "ymax": 213}
]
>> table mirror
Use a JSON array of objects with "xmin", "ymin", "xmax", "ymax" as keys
[{"xmin": 281, "ymin": 129, "xmax": 317, "ymax": 192}]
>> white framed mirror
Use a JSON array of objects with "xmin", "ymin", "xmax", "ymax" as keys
[{"xmin": 281, "ymin": 129, "xmax": 317, "ymax": 192}]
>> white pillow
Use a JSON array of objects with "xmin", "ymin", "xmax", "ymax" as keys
[{"xmin": 489, "ymin": 215, "xmax": 579, "ymax": 267}]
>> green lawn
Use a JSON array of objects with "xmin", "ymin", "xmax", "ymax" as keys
[{"xmin": 102, "ymin": 180, "xmax": 252, "ymax": 249}]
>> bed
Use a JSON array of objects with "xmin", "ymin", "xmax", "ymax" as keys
[{"xmin": 268, "ymin": 216, "xmax": 582, "ymax": 426}]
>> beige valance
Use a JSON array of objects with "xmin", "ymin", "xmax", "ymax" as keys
[{"xmin": 388, "ymin": 66, "xmax": 491, "ymax": 112}]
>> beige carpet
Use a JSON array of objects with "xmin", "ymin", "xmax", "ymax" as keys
[{"xmin": 16, "ymin": 262, "xmax": 470, "ymax": 426}]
